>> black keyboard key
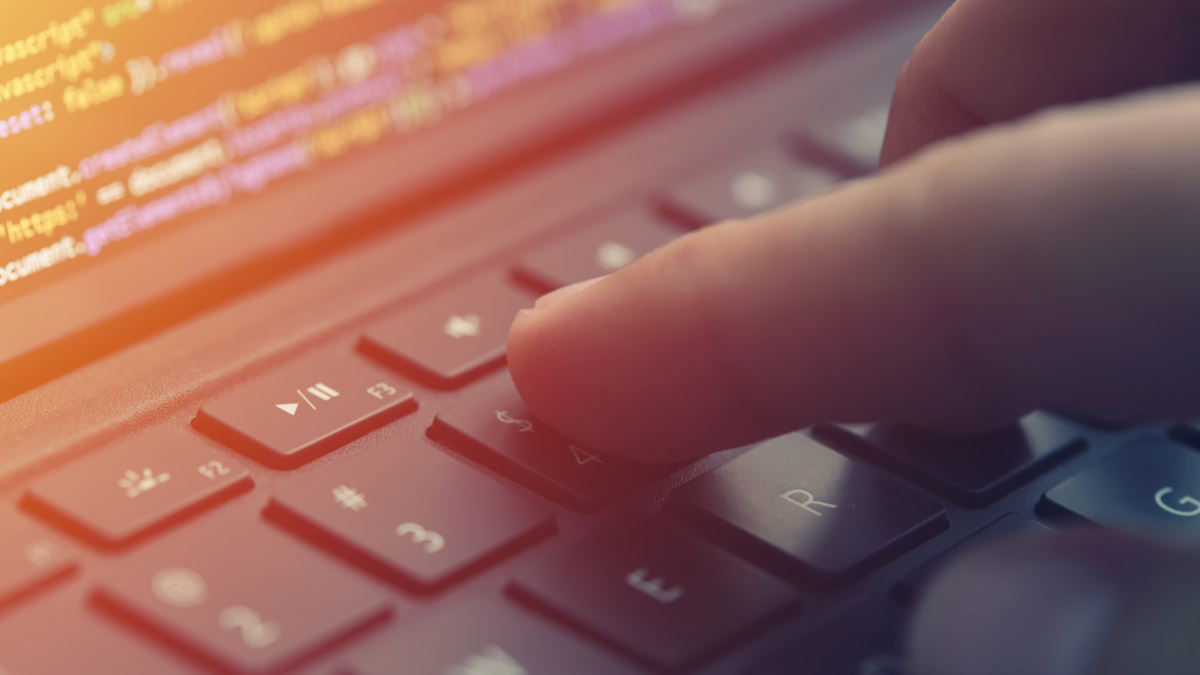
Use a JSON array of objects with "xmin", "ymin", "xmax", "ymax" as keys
[
  {"xmin": 662, "ymin": 146, "xmax": 838, "ymax": 225},
  {"xmin": 431, "ymin": 375, "xmax": 672, "ymax": 510},
  {"xmin": 0, "ymin": 513, "xmax": 75, "ymax": 610},
  {"xmin": 1043, "ymin": 436, "xmax": 1200, "ymax": 533},
  {"xmin": 267, "ymin": 439, "xmax": 553, "ymax": 592},
  {"xmin": 345, "ymin": 600, "xmax": 647, "ymax": 675},
  {"xmin": 0, "ymin": 588, "xmax": 209, "ymax": 675},
  {"xmin": 515, "ymin": 209, "xmax": 681, "ymax": 290},
  {"xmin": 815, "ymin": 413, "xmax": 1085, "ymax": 506},
  {"xmin": 1170, "ymin": 421, "xmax": 1200, "ymax": 448},
  {"xmin": 359, "ymin": 273, "xmax": 536, "ymax": 388},
  {"xmin": 510, "ymin": 517, "xmax": 797, "ymax": 672},
  {"xmin": 668, "ymin": 434, "xmax": 946, "ymax": 582},
  {"xmin": 1057, "ymin": 408, "xmax": 1140, "ymax": 430},
  {"xmin": 193, "ymin": 351, "xmax": 416, "ymax": 469},
  {"xmin": 96, "ymin": 513, "xmax": 391, "ymax": 675},
  {"xmin": 26, "ymin": 429, "xmax": 251, "ymax": 545},
  {"xmin": 894, "ymin": 514, "xmax": 1051, "ymax": 603}
]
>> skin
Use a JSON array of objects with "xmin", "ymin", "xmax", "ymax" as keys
[{"xmin": 509, "ymin": 0, "xmax": 1200, "ymax": 672}]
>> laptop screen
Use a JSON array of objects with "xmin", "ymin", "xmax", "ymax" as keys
[{"xmin": 0, "ymin": 0, "xmax": 827, "ymax": 389}]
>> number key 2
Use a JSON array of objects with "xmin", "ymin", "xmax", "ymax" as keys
[
  {"xmin": 25, "ymin": 429, "xmax": 250, "ymax": 546},
  {"xmin": 96, "ymin": 513, "xmax": 390, "ymax": 675}
]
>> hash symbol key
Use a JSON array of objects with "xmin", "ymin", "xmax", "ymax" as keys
[{"xmin": 268, "ymin": 439, "xmax": 554, "ymax": 591}]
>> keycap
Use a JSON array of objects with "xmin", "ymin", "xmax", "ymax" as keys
[
  {"xmin": 661, "ymin": 146, "xmax": 839, "ymax": 225},
  {"xmin": 0, "ymin": 587, "xmax": 209, "ymax": 675},
  {"xmin": 668, "ymin": 434, "xmax": 946, "ymax": 581},
  {"xmin": 359, "ymin": 273, "xmax": 536, "ymax": 388},
  {"xmin": 344, "ymin": 600, "xmax": 647, "ymax": 675},
  {"xmin": 193, "ymin": 351, "xmax": 416, "ymax": 468},
  {"xmin": 431, "ymin": 374, "xmax": 672, "ymax": 510},
  {"xmin": 815, "ymin": 413, "xmax": 1085, "ymax": 506},
  {"xmin": 807, "ymin": 105, "xmax": 890, "ymax": 170},
  {"xmin": 267, "ymin": 438, "xmax": 553, "ymax": 592},
  {"xmin": 510, "ymin": 516, "xmax": 797, "ymax": 672},
  {"xmin": 1056, "ymin": 407, "xmax": 1140, "ymax": 430},
  {"xmin": 893, "ymin": 514, "xmax": 1051, "ymax": 603},
  {"xmin": 0, "ymin": 513, "xmax": 75, "ymax": 610},
  {"xmin": 25, "ymin": 428, "xmax": 251, "ymax": 545},
  {"xmin": 514, "ymin": 208, "xmax": 681, "ymax": 290},
  {"xmin": 1170, "ymin": 421, "xmax": 1200, "ymax": 448},
  {"xmin": 95, "ymin": 512, "xmax": 391, "ymax": 675},
  {"xmin": 1043, "ymin": 436, "xmax": 1200, "ymax": 533}
]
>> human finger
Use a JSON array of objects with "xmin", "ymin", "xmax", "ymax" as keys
[
  {"xmin": 881, "ymin": 0, "xmax": 1200, "ymax": 164},
  {"xmin": 508, "ymin": 85, "xmax": 1200, "ymax": 462},
  {"xmin": 908, "ymin": 529, "xmax": 1200, "ymax": 675}
]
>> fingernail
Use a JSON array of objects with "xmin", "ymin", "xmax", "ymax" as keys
[
  {"xmin": 532, "ymin": 276, "xmax": 606, "ymax": 312},
  {"xmin": 908, "ymin": 539, "xmax": 1125, "ymax": 675}
]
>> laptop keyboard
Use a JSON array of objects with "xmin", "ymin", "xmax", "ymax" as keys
[
  {"xmin": 24, "ymin": 429, "xmax": 252, "ymax": 547},
  {"xmin": 193, "ymin": 352, "xmax": 418, "ymax": 468},
  {"xmin": 357, "ymin": 274, "xmax": 536, "ymax": 388},
  {"xmin": 2, "ymin": 4, "xmax": 1193, "ymax": 674},
  {"xmin": 432, "ymin": 375, "xmax": 676, "ymax": 510},
  {"xmin": 266, "ymin": 439, "xmax": 555, "ymax": 592},
  {"xmin": 813, "ymin": 413, "xmax": 1086, "ymax": 507},
  {"xmin": 667, "ymin": 435, "xmax": 947, "ymax": 583},
  {"xmin": 514, "ymin": 207, "xmax": 681, "ymax": 291}
]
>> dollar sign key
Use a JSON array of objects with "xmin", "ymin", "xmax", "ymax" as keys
[{"xmin": 495, "ymin": 410, "xmax": 534, "ymax": 433}]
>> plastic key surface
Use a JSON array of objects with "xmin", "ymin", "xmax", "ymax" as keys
[
  {"xmin": 359, "ymin": 272, "xmax": 536, "ymax": 388},
  {"xmin": 816, "ymin": 413, "xmax": 1085, "ymax": 506},
  {"xmin": 26, "ymin": 428, "xmax": 251, "ymax": 545},
  {"xmin": 431, "ymin": 374, "xmax": 672, "ymax": 510},
  {"xmin": 510, "ymin": 516, "xmax": 798, "ymax": 672},
  {"xmin": 661, "ymin": 146, "xmax": 838, "ymax": 225},
  {"xmin": 193, "ymin": 351, "xmax": 415, "ymax": 469},
  {"xmin": 345, "ymin": 600, "xmax": 648, "ymax": 675},
  {"xmin": 669, "ymin": 434, "xmax": 946, "ymax": 581},
  {"xmin": 268, "ymin": 438, "xmax": 554, "ymax": 591},
  {"xmin": 806, "ymin": 105, "xmax": 890, "ymax": 170},
  {"xmin": 0, "ymin": 513, "xmax": 75, "ymax": 610},
  {"xmin": 0, "ymin": 588, "xmax": 209, "ymax": 675},
  {"xmin": 96, "ymin": 512, "xmax": 391, "ymax": 675},
  {"xmin": 515, "ymin": 208, "xmax": 681, "ymax": 291},
  {"xmin": 1044, "ymin": 436, "xmax": 1200, "ymax": 533}
]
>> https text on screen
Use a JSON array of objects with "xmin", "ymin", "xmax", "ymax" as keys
[{"xmin": 0, "ymin": 0, "xmax": 716, "ymax": 303}]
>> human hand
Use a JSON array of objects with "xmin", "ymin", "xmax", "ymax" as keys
[{"xmin": 508, "ymin": 0, "xmax": 1200, "ymax": 672}]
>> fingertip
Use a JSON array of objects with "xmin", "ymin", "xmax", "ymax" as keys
[
  {"xmin": 505, "ymin": 233, "xmax": 769, "ymax": 464},
  {"xmin": 507, "ymin": 273, "xmax": 691, "ymax": 464}
]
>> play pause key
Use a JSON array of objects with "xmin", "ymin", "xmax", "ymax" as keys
[{"xmin": 194, "ymin": 351, "xmax": 416, "ymax": 468}]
